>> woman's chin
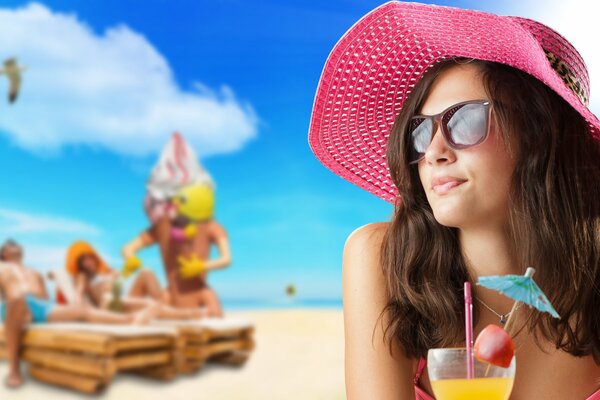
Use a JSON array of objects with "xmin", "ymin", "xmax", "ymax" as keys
[{"xmin": 432, "ymin": 208, "xmax": 469, "ymax": 228}]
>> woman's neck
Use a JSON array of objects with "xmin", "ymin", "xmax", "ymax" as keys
[
  {"xmin": 459, "ymin": 225, "xmax": 522, "ymax": 315},
  {"xmin": 458, "ymin": 226, "xmax": 520, "ymax": 277}
]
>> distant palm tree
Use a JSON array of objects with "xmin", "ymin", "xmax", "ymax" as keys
[{"xmin": 285, "ymin": 284, "xmax": 296, "ymax": 297}]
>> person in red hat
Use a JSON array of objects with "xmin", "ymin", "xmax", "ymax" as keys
[
  {"xmin": 0, "ymin": 239, "xmax": 155, "ymax": 388},
  {"xmin": 309, "ymin": 2, "xmax": 600, "ymax": 399}
]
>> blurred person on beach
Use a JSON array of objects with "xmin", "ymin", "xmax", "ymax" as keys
[
  {"xmin": 0, "ymin": 239, "xmax": 154, "ymax": 388},
  {"xmin": 122, "ymin": 133, "xmax": 231, "ymax": 317},
  {"xmin": 66, "ymin": 240, "xmax": 206, "ymax": 320},
  {"xmin": 309, "ymin": 3, "xmax": 600, "ymax": 398}
]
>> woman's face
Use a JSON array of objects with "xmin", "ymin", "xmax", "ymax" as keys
[
  {"xmin": 416, "ymin": 64, "xmax": 517, "ymax": 230},
  {"xmin": 79, "ymin": 254, "xmax": 99, "ymax": 276}
]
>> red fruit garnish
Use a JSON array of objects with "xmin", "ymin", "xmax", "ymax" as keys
[{"xmin": 474, "ymin": 324, "xmax": 515, "ymax": 368}]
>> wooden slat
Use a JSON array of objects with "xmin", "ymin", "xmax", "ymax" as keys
[
  {"xmin": 209, "ymin": 351, "xmax": 250, "ymax": 366},
  {"xmin": 29, "ymin": 364, "xmax": 106, "ymax": 394},
  {"xmin": 204, "ymin": 338, "xmax": 255, "ymax": 358},
  {"xmin": 179, "ymin": 330, "xmax": 211, "ymax": 344},
  {"xmin": 0, "ymin": 344, "xmax": 6, "ymax": 360},
  {"xmin": 22, "ymin": 330, "xmax": 115, "ymax": 355},
  {"xmin": 114, "ymin": 350, "xmax": 172, "ymax": 370},
  {"xmin": 4, "ymin": 329, "xmax": 174, "ymax": 355},
  {"xmin": 180, "ymin": 326, "xmax": 254, "ymax": 345},
  {"xmin": 183, "ymin": 338, "xmax": 254, "ymax": 361},
  {"xmin": 175, "ymin": 335, "xmax": 187, "ymax": 349},
  {"xmin": 130, "ymin": 363, "xmax": 178, "ymax": 380},
  {"xmin": 183, "ymin": 346, "xmax": 208, "ymax": 360},
  {"xmin": 114, "ymin": 336, "xmax": 173, "ymax": 352},
  {"xmin": 23, "ymin": 348, "xmax": 115, "ymax": 379},
  {"xmin": 203, "ymin": 326, "xmax": 254, "ymax": 341},
  {"xmin": 176, "ymin": 359, "xmax": 204, "ymax": 374}
]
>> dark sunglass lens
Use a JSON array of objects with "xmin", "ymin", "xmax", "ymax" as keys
[
  {"xmin": 445, "ymin": 103, "xmax": 488, "ymax": 147},
  {"xmin": 409, "ymin": 117, "xmax": 433, "ymax": 161}
]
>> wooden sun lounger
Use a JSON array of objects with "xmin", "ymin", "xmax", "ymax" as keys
[
  {"xmin": 0, "ymin": 323, "xmax": 178, "ymax": 393},
  {"xmin": 151, "ymin": 317, "xmax": 255, "ymax": 374}
]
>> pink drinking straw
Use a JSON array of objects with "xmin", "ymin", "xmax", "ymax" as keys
[{"xmin": 464, "ymin": 281, "xmax": 474, "ymax": 379}]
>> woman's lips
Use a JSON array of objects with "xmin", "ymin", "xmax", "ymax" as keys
[{"xmin": 431, "ymin": 177, "xmax": 467, "ymax": 195}]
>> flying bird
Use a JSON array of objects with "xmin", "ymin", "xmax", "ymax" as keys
[{"xmin": 0, "ymin": 58, "xmax": 26, "ymax": 104}]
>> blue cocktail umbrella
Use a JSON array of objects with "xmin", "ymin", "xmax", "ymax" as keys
[
  {"xmin": 477, "ymin": 267, "xmax": 559, "ymax": 376},
  {"xmin": 477, "ymin": 267, "xmax": 560, "ymax": 329}
]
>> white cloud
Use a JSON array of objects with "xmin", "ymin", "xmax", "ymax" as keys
[
  {"xmin": 0, "ymin": 3, "xmax": 258, "ymax": 156},
  {"xmin": 20, "ymin": 243, "xmax": 67, "ymax": 272},
  {"xmin": 0, "ymin": 207, "xmax": 100, "ymax": 235},
  {"xmin": 485, "ymin": 0, "xmax": 600, "ymax": 116}
]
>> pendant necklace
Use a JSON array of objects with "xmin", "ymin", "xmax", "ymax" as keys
[{"xmin": 476, "ymin": 298, "xmax": 519, "ymax": 325}]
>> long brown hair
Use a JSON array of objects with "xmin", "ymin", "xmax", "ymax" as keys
[{"xmin": 381, "ymin": 59, "xmax": 600, "ymax": 361}]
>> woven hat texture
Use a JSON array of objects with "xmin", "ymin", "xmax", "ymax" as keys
[{"xmin": 308, "ymin": 1, "xmax": 600, "ymax": 203}]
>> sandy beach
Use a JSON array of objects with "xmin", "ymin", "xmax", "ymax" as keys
[{"xmin": 0, "ymin": 309, "xmax": 346, "ymax": 400}]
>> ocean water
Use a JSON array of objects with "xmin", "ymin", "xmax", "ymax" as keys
[{"xmin": 222, "ymin": 297, "xmax": 343, "ymax": 310}]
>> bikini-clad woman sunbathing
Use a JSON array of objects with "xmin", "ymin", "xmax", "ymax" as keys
[{"xmin": 67, "ymin": 241, "xmax": 207, "ymax": 320}]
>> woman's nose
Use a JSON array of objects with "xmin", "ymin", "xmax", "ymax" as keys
[{"xmin": 423, "ymin": 124, "xmax": 456, "ymax": 165}]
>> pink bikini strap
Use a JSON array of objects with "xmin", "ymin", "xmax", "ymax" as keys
[{"xmin": 414, "ymin": 357, "xmax": 427, "ymax": 385}]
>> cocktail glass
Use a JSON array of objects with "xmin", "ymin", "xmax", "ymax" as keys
[{"xmin": 427, "ymin": 348, "xmax": 515, "ymax": 400}]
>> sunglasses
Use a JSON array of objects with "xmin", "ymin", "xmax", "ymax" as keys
[{"xmin": 407, "ymin": 100, "xmax": 492, "ymax": 164}]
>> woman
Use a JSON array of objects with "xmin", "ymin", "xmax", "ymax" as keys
[
  {"xmin": 66, "ymin": 241, "xmax": 206, "ymax": 319},
  {"xmin": 308, "ymin": 3, "xmax": 600, "ymax": 399},
  {"xmin": 123, "ymin": 182, "xmax": 231, "ymax": 318}
]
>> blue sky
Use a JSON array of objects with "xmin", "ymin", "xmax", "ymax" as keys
[{"xmin": 0, "ymin": 0, "xmax": 597, "ymax": 301}]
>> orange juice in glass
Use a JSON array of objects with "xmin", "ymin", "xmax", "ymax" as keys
[{"xmin": 427, "ymin": 348, "xmax": 515, "ymax": 400}]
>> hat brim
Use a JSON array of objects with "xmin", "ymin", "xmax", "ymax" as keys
[
  {"xmin": 66, "ymin": 241, "xmax": 110, "ymax": 276},
  {"xmin": 308, "ymin": 1, "xmax": 600, "ymax": 203}
]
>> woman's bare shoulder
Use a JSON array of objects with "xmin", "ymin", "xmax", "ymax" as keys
[
  {"xmin": 343, "ymin": 222, "xmax": 416, "ymax": 398},
  {"xmin": 345, "ymin": 222, "xmax": 389, "ymax": 249},
  {"xmin": 342, "ymin": 222, "xmax": 390, "ymax": 316},
  {"xmin": 344, "ymin": 222, "xmax": 389, "ymax": 268},
  {"xmin": 207, "ymin": 220, "xmax": 227, "ymax": 238}
]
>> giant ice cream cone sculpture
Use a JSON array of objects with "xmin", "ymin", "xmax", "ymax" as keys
[
  {"xmin": 144, "ymin": 132, "xmax": 215, "ymax": 224},
  {"xmin": 136, "ymin": 132, "xmax": 221, "ymax": 296}
]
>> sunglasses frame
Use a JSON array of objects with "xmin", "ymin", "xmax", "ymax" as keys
[{"xmin": 407, "ymin": 99, "xmax": 493, "ymax": 164}]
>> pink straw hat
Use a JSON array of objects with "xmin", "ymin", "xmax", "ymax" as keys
[{"xmin": 308, "ymin": 1, "xmax": 600, "ymax": 203}]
